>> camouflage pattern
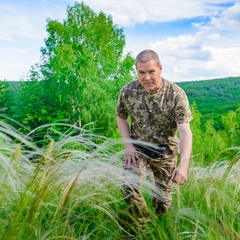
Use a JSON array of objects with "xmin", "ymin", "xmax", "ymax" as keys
[
  {"xmin": 148, "ymin": 155, "xmax": 177, "ymax": 216},
  {"xmin": 116, "ymin": 78, "xmax": 192, "ymax": 156},
  {"xmin": 121, "ymin": 152, "xmax": 177, "ymax": 223},
  {"xmin": 117, "ymin": 78, "xmax": 192, "ymax": 223},
  {"xmin": 121, "ymin": 159, "xmax": 151, "ymax": 226}
]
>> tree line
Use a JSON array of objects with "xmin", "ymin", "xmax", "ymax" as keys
[
  {"xmin": 0, "ymin": 1, "xmax": 239, "ymax": 163},
  {"xmin": 177, "ymin": 76, "xmax": 240, "ymax": 129}
]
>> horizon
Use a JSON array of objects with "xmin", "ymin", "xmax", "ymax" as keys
[{"xmin": 1, "ymin": 76, "xmax": 239, "ymax": 84}]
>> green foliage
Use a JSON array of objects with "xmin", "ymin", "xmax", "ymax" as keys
[
  {"xmin": 189, "ymin": 103, "xmax": 204, "ymax": 158},
  {"xmin": 0, "ymin": 81, "xmax": 7, "ymax": 107},
  {"xmin": 3, "ymin": 1, "xmax": 134, "ymax": 137},
  {"xmin": 221, "ymin": 110, "xmax": 239, "ymax": 147},
  {"xmin": 0, "ymin": 2, "xmax": 239, "ymax": 163},
  {"xmin": 0, "ymin": 122, "xmax": 239, "ymax": 240},
  {"xmin": 0, "ymin": 81, "xmax": 18, "ymax": 116},
  {"xmin": 175, "ymin": 77, "xmax": 240, "ymax": 163},
  {"xmin": 190, "ymin": 103, "xmax": 240, "ymax": 163},
  {"xmin": 2, "ymin": 76, "xmax": 239, "ymax": 161},
  {"xmin": 202, "ymin": 119, "xmax": 227, "ymax": 161},
  {"xmin": 37, "ymin": 2, "xmax": 134, "ymax": 136},
  {"xmin": 177, "ymin": 76, "xmax": 240, "ymax": 129}
]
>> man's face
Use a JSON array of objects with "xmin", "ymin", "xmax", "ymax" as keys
[{"xmin": 136, "ymin": 60, "xmax": 162, "ymax": 93}]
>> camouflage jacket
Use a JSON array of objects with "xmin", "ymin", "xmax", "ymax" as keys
[{"xmin": 116, "ymin": 78, "xmax": 192, "ymax": 156}]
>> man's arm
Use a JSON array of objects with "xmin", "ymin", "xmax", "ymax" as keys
[
  {"xmin": 116, "ymin": 116, "xmax": 138, "ymax": 168},
  {"xmin": 171, "ymin": 122, "xmax": 192, "ymax": 185}
]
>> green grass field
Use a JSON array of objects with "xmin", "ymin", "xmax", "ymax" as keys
[{"xmin": 0, "ymin": 121, "xmax": 239, "ymax": 240}]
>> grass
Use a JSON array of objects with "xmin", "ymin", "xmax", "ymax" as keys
[{"xmin": 0, "ymin": 120, "xmax": 239, "ymax": 239}]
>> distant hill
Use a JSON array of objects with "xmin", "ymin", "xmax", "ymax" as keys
[
  {"xmin": 2, "ymin": 76, "xmax": 240, "ymax": 129},
  {"xmin": 177, "ymin": 76, "xmax": 240, "ymax": 127}
]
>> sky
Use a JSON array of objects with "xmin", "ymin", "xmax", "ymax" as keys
[{"xmin": 0, "ymin": 0, "xmax": 240, "ymax": 82}]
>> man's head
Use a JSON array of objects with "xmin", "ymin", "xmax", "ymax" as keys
[{"xmin": 135, "ymin": 49, "xmax": 162, "ymax": 93}]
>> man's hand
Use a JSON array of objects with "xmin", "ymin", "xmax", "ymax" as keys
[
  {"xmin": 171, "ymin": 165, "xmax": 188, "ymax": 185},
  {"xmin": 123, "ymin": 145, "xmax": 138, "ymax": 169}
]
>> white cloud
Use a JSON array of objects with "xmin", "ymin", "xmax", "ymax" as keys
[
  {"xmin": 80, "ymin": 0, "xmax": 233, "ymax": 26},
  {"xmin": 79, "ymin": 0, "xmax": 240, "ymax": 81},
  {"xmin": 0, "ymin": 0, "xmax": 239, "ymax": 81},
  {"xmin": 210, "ymin": 2, "xmax": 240, "ymax": 29},
  {"xmin": 150, "ymin": 35, "xmax": 213, "ymax": 60},
  {"xmin": 204, "ymin": 46, "xmax": 240, "ymax": 76},
  {"xmin": 157, "ymin": 43, "xmax": 240, "ymax": 82},
  {"xmin": 146, "ymin": 19, "xmax": 240, "ymax": 82}
]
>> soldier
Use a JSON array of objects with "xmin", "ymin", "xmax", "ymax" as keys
[{"xmin": 116, "ymin": 49, "xmax": 192, "ymax": 230}]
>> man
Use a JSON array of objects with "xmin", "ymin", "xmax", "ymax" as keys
[{"xmin": 116, "ymin": 49, "xmax": 192, "ymax": 229}]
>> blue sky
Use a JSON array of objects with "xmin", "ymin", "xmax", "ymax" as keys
[{"xmin": 0, "ymin": 0, "xmax": 240, "ymax": 82}]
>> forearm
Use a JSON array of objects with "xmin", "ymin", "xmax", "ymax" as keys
[
  {"xmin": 117, "ymin": 116, "xmax": 138, "ymax": 167},
  {"xmin": 178, "ymin": 123, "xmax": 192, "ymax": 169},
  {"xmin": 171, "ymin": 123, "xmax": 192, "ymax": 184},
  {"xmin": 179, "ymin": 130, "xmax": 192, "ymax": 169},
  {"xmin": 116, "ymin": 116, "xmax": 133, "ymax": 148}
]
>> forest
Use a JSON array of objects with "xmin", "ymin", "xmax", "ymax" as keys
[
  {"xmin": 177, "ymin": 77, "xmax": 240, "ymax": 129},
  {"xmin": 1, "ymin": 69, "xmax": 239, "ymax": 163},
  {"xmin": 0, "ymin": 2, "xmax": 239, "ymax": 239}
]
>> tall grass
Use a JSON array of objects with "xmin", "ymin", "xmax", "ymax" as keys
[{"xmin": 0, "ymin": 120, "xmax": 239, "ymax": 239}]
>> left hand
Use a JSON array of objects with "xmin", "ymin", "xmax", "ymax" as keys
[{"xmin": 171, "ymin": 165, "xmax": 188, "ymax": 185}]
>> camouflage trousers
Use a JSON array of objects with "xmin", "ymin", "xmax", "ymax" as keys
[{"xmin": 121, "ymin": 155, "xmax": 177, "ymax": 225}]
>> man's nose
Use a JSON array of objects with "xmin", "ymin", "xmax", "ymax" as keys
[{"xmin": 144, "ymin": 74, "xmax": 151, "ymax": 80}]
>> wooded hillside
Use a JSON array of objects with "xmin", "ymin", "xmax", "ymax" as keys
[
  {"xmin": 177, "ymin": 76, "xmax": 240, "ymax": 128},
  {"xmin": 2, "ymin": 76, "xmax": 240, "ymax": 127}
]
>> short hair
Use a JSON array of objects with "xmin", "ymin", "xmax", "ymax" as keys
[{"xmin": 135, "ymin": 49, "xmax": 161, "ymax": 68}]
